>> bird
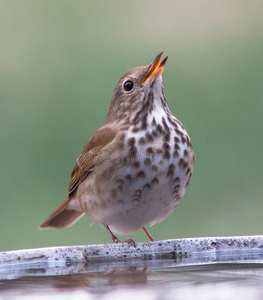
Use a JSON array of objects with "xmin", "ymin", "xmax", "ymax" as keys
[{"xmin": 39, "ymin": 52, "xmax": 194, "ymax": 245}]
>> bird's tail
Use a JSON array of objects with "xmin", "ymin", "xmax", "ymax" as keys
[{"xmin": 38, "ymin": 196, "xmax": 85, "ymax": 229}]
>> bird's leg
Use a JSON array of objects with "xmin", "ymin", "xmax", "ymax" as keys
[
  {"xmin": 105, "ymin": 225, "xmax": 119, "ymax": 243},
  {"xmin": 142, "ymin": 227, "xmax": 154, "ymax": 241},
  {"xmin": 105, "ymin": 225, "xmax": 136, "ymax": 247}
]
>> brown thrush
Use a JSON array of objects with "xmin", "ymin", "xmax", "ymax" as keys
[{"xmin": 39, "ymin": 52, "xmax": 194, "ymax": 244}]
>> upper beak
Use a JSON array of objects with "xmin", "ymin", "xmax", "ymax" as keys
[{"xmin": 140, "ymin": 52, "xmax": 168, "ymax": 87}]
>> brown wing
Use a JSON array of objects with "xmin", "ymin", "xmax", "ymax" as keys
[
  {"xmin": 68, "ymin": 126, "xmax": 116, "ymax": 195},
  {"xmin": 38, "ymin": 125, "xmax": 116, "ymax": 230}
]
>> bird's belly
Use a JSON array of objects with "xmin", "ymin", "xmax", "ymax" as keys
[
  {"xmin": 78, "ymin": 148, "xmax": 193, "ymax": 234},
  {"xmin": 110, "ymin": 156, "xmax": 190, "ymax": 233}
]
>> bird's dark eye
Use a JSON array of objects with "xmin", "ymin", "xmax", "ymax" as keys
[{"xmin": 123, "ymin": 80, "xmax": 134, "ymax": 92}]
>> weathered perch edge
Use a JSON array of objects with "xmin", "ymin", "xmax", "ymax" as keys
[{"xmin": 1, "ymin": 236, "xmax": 263, "ymax": 268}]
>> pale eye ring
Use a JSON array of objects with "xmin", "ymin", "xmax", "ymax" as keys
[{"xmin": 123, "ymin": 80, "xmax": 134, "ymax": 92}]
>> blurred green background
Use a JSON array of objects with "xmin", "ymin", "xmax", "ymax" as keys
[{"xmin": 1, "ymin": 0, "xmax": 263, "ymax": 251}]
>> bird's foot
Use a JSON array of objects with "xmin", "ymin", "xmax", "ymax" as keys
[
  {"xmin": 122, "ymin": 238, "xmax": 136, "ymax": 247},
  {"xmin": 105, "ymin": 226, "xmax": 136, "ymax": 247}
]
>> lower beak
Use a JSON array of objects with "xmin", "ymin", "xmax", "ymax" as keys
[{"xmin": 140, "ymin": 52, "xmax": 168, "ymax": 87}]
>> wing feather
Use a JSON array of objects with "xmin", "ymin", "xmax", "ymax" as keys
[{"xmin": 68, "ymin": 126, "xmax": 116, "ymax": 195}]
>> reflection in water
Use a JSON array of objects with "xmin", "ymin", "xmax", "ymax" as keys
[
  {"xmin": 1, "ymin": 263, "xmax": 263, "ymax": 299},
  {"xmin": 52, "ymin": 268, "xmax": 147, "ymax": 292}
]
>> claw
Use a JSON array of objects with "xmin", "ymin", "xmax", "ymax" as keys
[
  {"xmin": 105, "ymin": 226, "xmax": 136, "ymax": 247},
  {"xmin": 123, "ymin": 238, "xmax": 136, "ymax": 247}
]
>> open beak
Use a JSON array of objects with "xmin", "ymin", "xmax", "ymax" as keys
[{"xmin": 140, "ymin": 52, "xmax": 168, "ymax": 87}]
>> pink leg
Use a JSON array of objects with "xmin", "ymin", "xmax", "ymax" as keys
[
  {"xmin": 105, "ymin": 226, "xmax": 136, "ymax": 247},
  {"xmin": 142, "ymin": 227, "xmax": 154, "ymax": 241}
]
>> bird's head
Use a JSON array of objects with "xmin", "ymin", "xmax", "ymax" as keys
[{"xmin": 108, "ymin": 52, "xmax": 168, "ymax": 123}]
